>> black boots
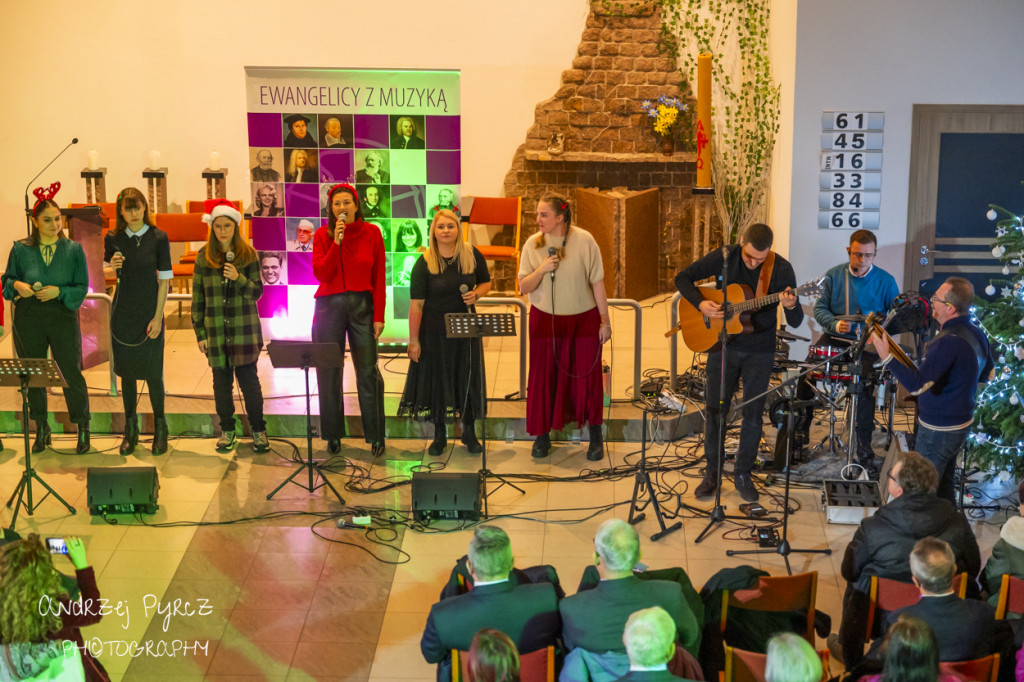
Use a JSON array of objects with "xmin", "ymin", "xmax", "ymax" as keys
[
  {"xmin": 531, "ymin": 433, "xmax": 551, "ymax": 458},
  {"xmin": 461, "ymin": 421, "xmax": 482, "ymax": 454},
  {"xmin": 76, "ymin": 427, "xmax": 90, "ymax": 454},
  {"xmin": 120, "ymin": 417, "xmax": 139, "ymax": 455},
  {"xmin": 152, "ymin": 417, "xmax": 168, "ymax": 455},
  {"xmin": 32, "ymin": 421, "xmax": 51, "ymax": 454},
  {"xmin": 586, "ymin": 424, "xmax": 604, "ymax": 461}
]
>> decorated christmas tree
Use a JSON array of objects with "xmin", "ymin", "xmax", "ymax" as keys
[{"xmin": 967, "ymin": 203, "xmax": 1024, "ymax": 478}]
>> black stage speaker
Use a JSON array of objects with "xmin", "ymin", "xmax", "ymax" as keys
[
  {"xmin": 411, "ymin": 472, "xmax": 481, "ymax": 522},
  {"xmin": 87, "ymin": 467, "xmax": 160, "ymax": 515}
]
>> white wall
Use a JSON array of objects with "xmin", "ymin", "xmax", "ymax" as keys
[
  {"xmin": 0, "ymin": 0, "xmax": 588, "ymax": 244},
  {"xmin": 784, "ymin": 0, "xmax": 1024, "ymax": 335}
]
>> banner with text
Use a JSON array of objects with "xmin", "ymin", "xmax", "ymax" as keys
[{"xmin": 244, "ymin": 67, "xmax": 461, "ymax": 344}]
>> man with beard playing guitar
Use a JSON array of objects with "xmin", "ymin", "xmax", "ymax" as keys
[{"xmin": 674, "ymin": 223, "xmax": 803, "ymax": 502}]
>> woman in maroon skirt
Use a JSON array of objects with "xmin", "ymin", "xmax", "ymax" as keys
[{"xmin": 518, "ymin": 193, "xmax": 611, "ymax": 461}]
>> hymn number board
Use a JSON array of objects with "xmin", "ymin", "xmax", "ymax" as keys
[{"xmin": 818, "ymin": 111, "xmax": 884, "ymax": 230}]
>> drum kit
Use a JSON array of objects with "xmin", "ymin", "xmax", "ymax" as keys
[{"xmin": 770, "ymin": 314, "xmax": 904, "ymax": 478}]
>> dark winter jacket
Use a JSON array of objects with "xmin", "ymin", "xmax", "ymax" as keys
[
  {"xmin": 984, "ymin": 515, "xmax": 1024, "ymax": 609},
  {"xmin": 841, "ymin": 491, "xmax": 981, "ymax": 595}
]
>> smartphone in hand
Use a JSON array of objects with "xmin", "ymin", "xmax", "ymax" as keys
[{"xmin": 46, "ymin": 537, "xmax": 68, "ymax": 554}]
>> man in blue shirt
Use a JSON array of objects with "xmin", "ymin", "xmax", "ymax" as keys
[
  {"xmin": 871, "ymin": 277, "xmax": 992, "ymax": 503},
  {"xmin": 798, "ymin": 230, "xmax": 899, "ymax": 466}
]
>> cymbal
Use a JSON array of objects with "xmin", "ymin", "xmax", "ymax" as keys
[
  {"xmin": 777, "ymin": 329, "xmax": 810, "ymax": 342},
  {"xmin": 835, "ymin": 314, "xmax": 867, "ymax": 322}
]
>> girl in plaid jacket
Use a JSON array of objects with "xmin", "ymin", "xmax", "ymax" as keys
[{"xmin": 192, "ymin": 200, "xmax": 269, "ymax": 453}]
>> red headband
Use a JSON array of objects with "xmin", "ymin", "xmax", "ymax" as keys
[
  {"xmin": 32, "ymin": 182, "xmax": 61, "ymax": 216},
  {"xmin": 327, "ymin": 183, "xmax": 359, "ymax": 203}
]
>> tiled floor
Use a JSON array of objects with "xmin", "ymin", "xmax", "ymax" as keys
[
  {"xmin": 1, "ymin": 431, "xmax": 1011, "ymax": 681},
  {"xmin": 0, "ymin": 295, "xmax": 1012, "ymax": 680}
]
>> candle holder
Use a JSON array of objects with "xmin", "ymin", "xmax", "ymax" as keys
[
  {"xmin": 202, "ymin": 168, "xmax": 228, "ymax": 200},
  {"xmin": 142, "ymin": 168, "xmax": 168, "ymax": 213},
  {"xmin": 81, "ymin": 168, "xmax": 107, "ymax": 203}
]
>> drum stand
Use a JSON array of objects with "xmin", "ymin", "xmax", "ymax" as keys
[{"xmin": 812, "ymin": 359, "xmax": 847, "ymax": 458}]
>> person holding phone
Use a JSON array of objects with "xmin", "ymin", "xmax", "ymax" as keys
[
  {"xmin": 312, "ymin": 183, "xmax": 386, "ymax": 458},
  {"xmin": 1, "ymin": 182, "xmax": 91, "ymax": 454},
  {"xmin": 191, "ymin": 200, "xmax": 268, "ymax": 454},
  {"xmin": 104, "ymin": 187, "xmax": 173, "ymax": 455},
  {"xmin": 0, "ymin": 534, "xmax": 108, "ymax": 681}
]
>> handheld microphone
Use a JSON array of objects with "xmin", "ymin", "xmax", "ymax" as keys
[
  {"xmin": 548, "ymin": 246, "xmax": 557, "ymax": 280},
  {"xmin": 460, "ymin": 284, "xmax": 476, "ymax": 313},
  {"xmin": 113, "ymin": 251, "xmax": 123, "ymax": 284},
  {"xmin": 223, "ymin": 251, "xmax": 235, "ymax": 286}
]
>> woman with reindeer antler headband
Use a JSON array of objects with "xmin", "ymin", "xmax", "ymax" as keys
[{"xmin": 1, "ymin": 182, "xmax": 92, "ymax": 454}]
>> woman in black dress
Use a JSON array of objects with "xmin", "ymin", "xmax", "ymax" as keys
[
  {"xmin": 1, "ymin": 183, "xmax": 91, "ymax": 453},
  {"xmin": 104, "ymin": 188, "xmax": 172, "ymax": 455},
  {"xmin": 398, "ymin": 209, "xmax": 491, "ymax": 455}
]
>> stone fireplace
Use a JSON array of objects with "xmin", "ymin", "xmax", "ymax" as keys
[{"xmin": 498, "ymin": 1, "xmax": 712, "ymax": 296}]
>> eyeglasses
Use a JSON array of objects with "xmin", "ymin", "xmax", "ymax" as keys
[
  {"xmin": 929, "ymin": 294, "xmax": 954, "ymax": 307},
  {"xmin": 849, "ymin": 251, "xmax": 875, "ymax": 259}
]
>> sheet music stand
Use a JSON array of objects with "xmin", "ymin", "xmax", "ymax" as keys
[
  {"xmin": 0, "ymin": 358, "xmax": 75, "ymax": 528},
  {"xmin": 444, "ymin": 311, "xmax": 518, "ymax": 518},
  {"xmin": 265, "ymin": 341, "xmax": 345, "ymax": 503}
]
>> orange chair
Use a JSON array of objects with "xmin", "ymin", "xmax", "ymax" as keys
[
  {"xmin": 721, "ymin": 645, "xmax": 830, "ymax": 682},
  {"xmin": 182, "ymin": 200, "xmax": 246, "ymax": 262},
  {"xmin": 451, "ymin": 645, "xmax": 554, "ymax": 682},
  {"xmin": 155, "ymin": 213, "xmax": 211, "ymax": 315},
  {"xmin": 995, "ymin": 574, "xmax": 1024, "ymax": 619},
  {"xmin": 865, "ymin": 573, "xmax": 967, "ymax": 637},
  {"xmin": 939, "ymin": 653, "xmax": 1000, "ymax": 682},
  {"xmin": 68, "ymin": 202, "xmax": 118, "ymax": 287},
  {"xmin": 720, "ymin": 572, "xmax": 819, "ymax": 645},
  {"xmin": 461, "ymin": 196, "xmax": 522, "ymax": 295}
]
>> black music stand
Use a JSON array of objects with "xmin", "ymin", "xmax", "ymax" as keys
[
  {"xmin": 1, "ymin": 358, "xmax": 75, "ymax": 528},
  {"xmin": 265, "ymin": 341, "xmax": 345, "ymax": 503},
  {"xmin": 444, "ymin": 311, "xmax": 519, "ymax": 518},
  {"xmin": 628, "ymin": 408, "xmax": 683, "ymax": 541}
]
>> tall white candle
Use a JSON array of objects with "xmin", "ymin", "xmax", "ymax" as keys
[
  {"xmin": 209, "ymin": 151, "xmax": 221, "ymax": 171},
  {"xmin": 149, "ymin": 150, "xmax": 160, "ymax": 169},
  {"xmin": 87, "ymin": 149, "xmax": 99, "ymax": 170}
]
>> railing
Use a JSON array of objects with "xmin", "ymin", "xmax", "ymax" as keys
[
  {"xmin": 607, "ymin": 298, "xmax": 643, "ymax": 399},
  {"xmin": 477, "ymin": 297, "xmax": 528, "ymax": 399}
]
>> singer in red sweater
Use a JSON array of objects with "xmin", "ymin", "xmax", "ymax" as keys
[{"xmin": 312, "ymin": 183, "xmax": 386, "ymax": 457}]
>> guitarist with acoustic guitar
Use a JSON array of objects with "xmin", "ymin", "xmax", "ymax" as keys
[{"xmin": 674, "ymin": 223, "xmax": 803, "ymax": 502}]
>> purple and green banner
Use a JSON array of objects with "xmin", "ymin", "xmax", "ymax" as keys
[{"xmin": 244, "ymin": 67, "xmax": 461, "ymax": 344}]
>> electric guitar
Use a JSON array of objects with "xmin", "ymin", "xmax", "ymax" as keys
[{"xmin": 666, "ymin": 278, "xmax": 826, "ymax": 352}]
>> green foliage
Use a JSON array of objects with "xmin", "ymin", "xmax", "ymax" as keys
[
  {"xmin": 968, "ymin": 203, "xmax": 1024, "ymax": 478},
  {"xmin": 657, "ymin": 0, "xmax": 780, "ymax": 243}
]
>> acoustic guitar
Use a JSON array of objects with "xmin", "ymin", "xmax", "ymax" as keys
[{"xmin": 666, "ymin": 278, "xmax": 826, "ymax": 352}]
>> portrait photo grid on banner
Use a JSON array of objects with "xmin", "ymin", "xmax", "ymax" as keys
[{"xmin": 244, "ymin": 67, "xmax": 461, "ymax": 344}]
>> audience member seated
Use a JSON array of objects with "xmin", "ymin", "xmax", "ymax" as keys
[
  {"xmin": 420, "ymin": 526, "xmax": 560, "ymax": 680},
  {"xmin": 858, "ymin": 615, "xmax": 961, "ymax": 682},
  {"xmin": 468, "ymin": 628, "xmax": 521, "ymax": 682},
  {"xmin": 615, "ymin": 607, "xmax": 699, "ymax": 681},
  {"xmin": 857, "ymin": 537, "xmax": 1012, "ymax": 677},
  {"xmin": 834, "ymin": 452, "xmax": 981, "ymax": 668},
  {"xmin": 764, "ymin": 632, "xmax": 822, "ymax": 682},
  {"xmin": 984, "ymin": 479, "xmax": 1024, "ymax": 610},
  {"xmin": 440, "ymin": 553, "xmax": 564, "ymax": 601},
  {"xmin": 0, "ymin": 534, "xmax": 108, "ymax": 681},
  {"xmin": 560, "ymin": 520, "xmax": 700, "ymax": 681}
]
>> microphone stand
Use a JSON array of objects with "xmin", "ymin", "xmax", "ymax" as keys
[
  {"xmin": 695, "ymin": 245, "xmax": 753, "ymax": 543},
  {"xmin": 24, "ymin": 138, "xmax": 77, "ymax": 237}
]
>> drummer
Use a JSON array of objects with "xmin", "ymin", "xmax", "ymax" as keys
[{"xmin": 797, "ymin": 230, "xmax": 900, "ymax": 467}]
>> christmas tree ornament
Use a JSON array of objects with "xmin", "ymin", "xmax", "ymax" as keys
[
  {"xmin": 986, "ymin": 284, "xmax": 997, "ymax": 296},
  {"xmin": 1004, "ymin": 266, "xmax": 1011, "ymax": 275},
  {"xmin": 1011, "ymin": 394, "xmax": 1018, "ymax": 405},
  {"xmin": 1003, "ymin": 287, "xmax": 1013, "ymax": 298},
  {"xmin": 988, "ymin": 209, "xmax": 999, "ymax": 220},
  {"xmin": 994, "ymin": 245, "xmax": 1006, "ymax": 258}
]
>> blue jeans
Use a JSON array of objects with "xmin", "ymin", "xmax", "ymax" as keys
[
  {"xmin": 705, "ymin": 349, "xmax": 773, "ymax": 476},
  {"xmin": 915, "ymin": 424, "xmax": 969, "ymax": 504}
]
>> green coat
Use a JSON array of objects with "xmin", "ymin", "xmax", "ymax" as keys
[{"xmin": 191, "ymin": 247, "xmax": 263, "ymax": 368}]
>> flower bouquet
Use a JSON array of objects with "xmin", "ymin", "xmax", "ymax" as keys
[{"xmin": 641, "ymin": 95, "xmax": 688, "ymax": 155}]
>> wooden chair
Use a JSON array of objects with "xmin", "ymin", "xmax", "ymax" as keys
[
  {"xmin": 994, "ymin": 574, "xmax": 1024, "ymax": 619},
  {"xmin": 720, "ymin": 572, "xmax": 819, "ymax": 645},
  {"xmin": 720, "ymin": 645, "xmax": 830, "ymax": 682},
  {"xmin": 939, "ymin": 653, "xmax": 1000, "ymax": 682},
  {"xmin": 461, "ymin": 196, "xmax": 522, "ymax": 295},
  {"xmin": 155, "ymin": 212, "xmax": 211, "ymax": 315},
  {"xmin": 451, "ymin": 645, "xmax": 554, "ymax": 682},
  {"xmin": 865, "ymin": 573, "xmax": 967, "ymax": 637}
]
